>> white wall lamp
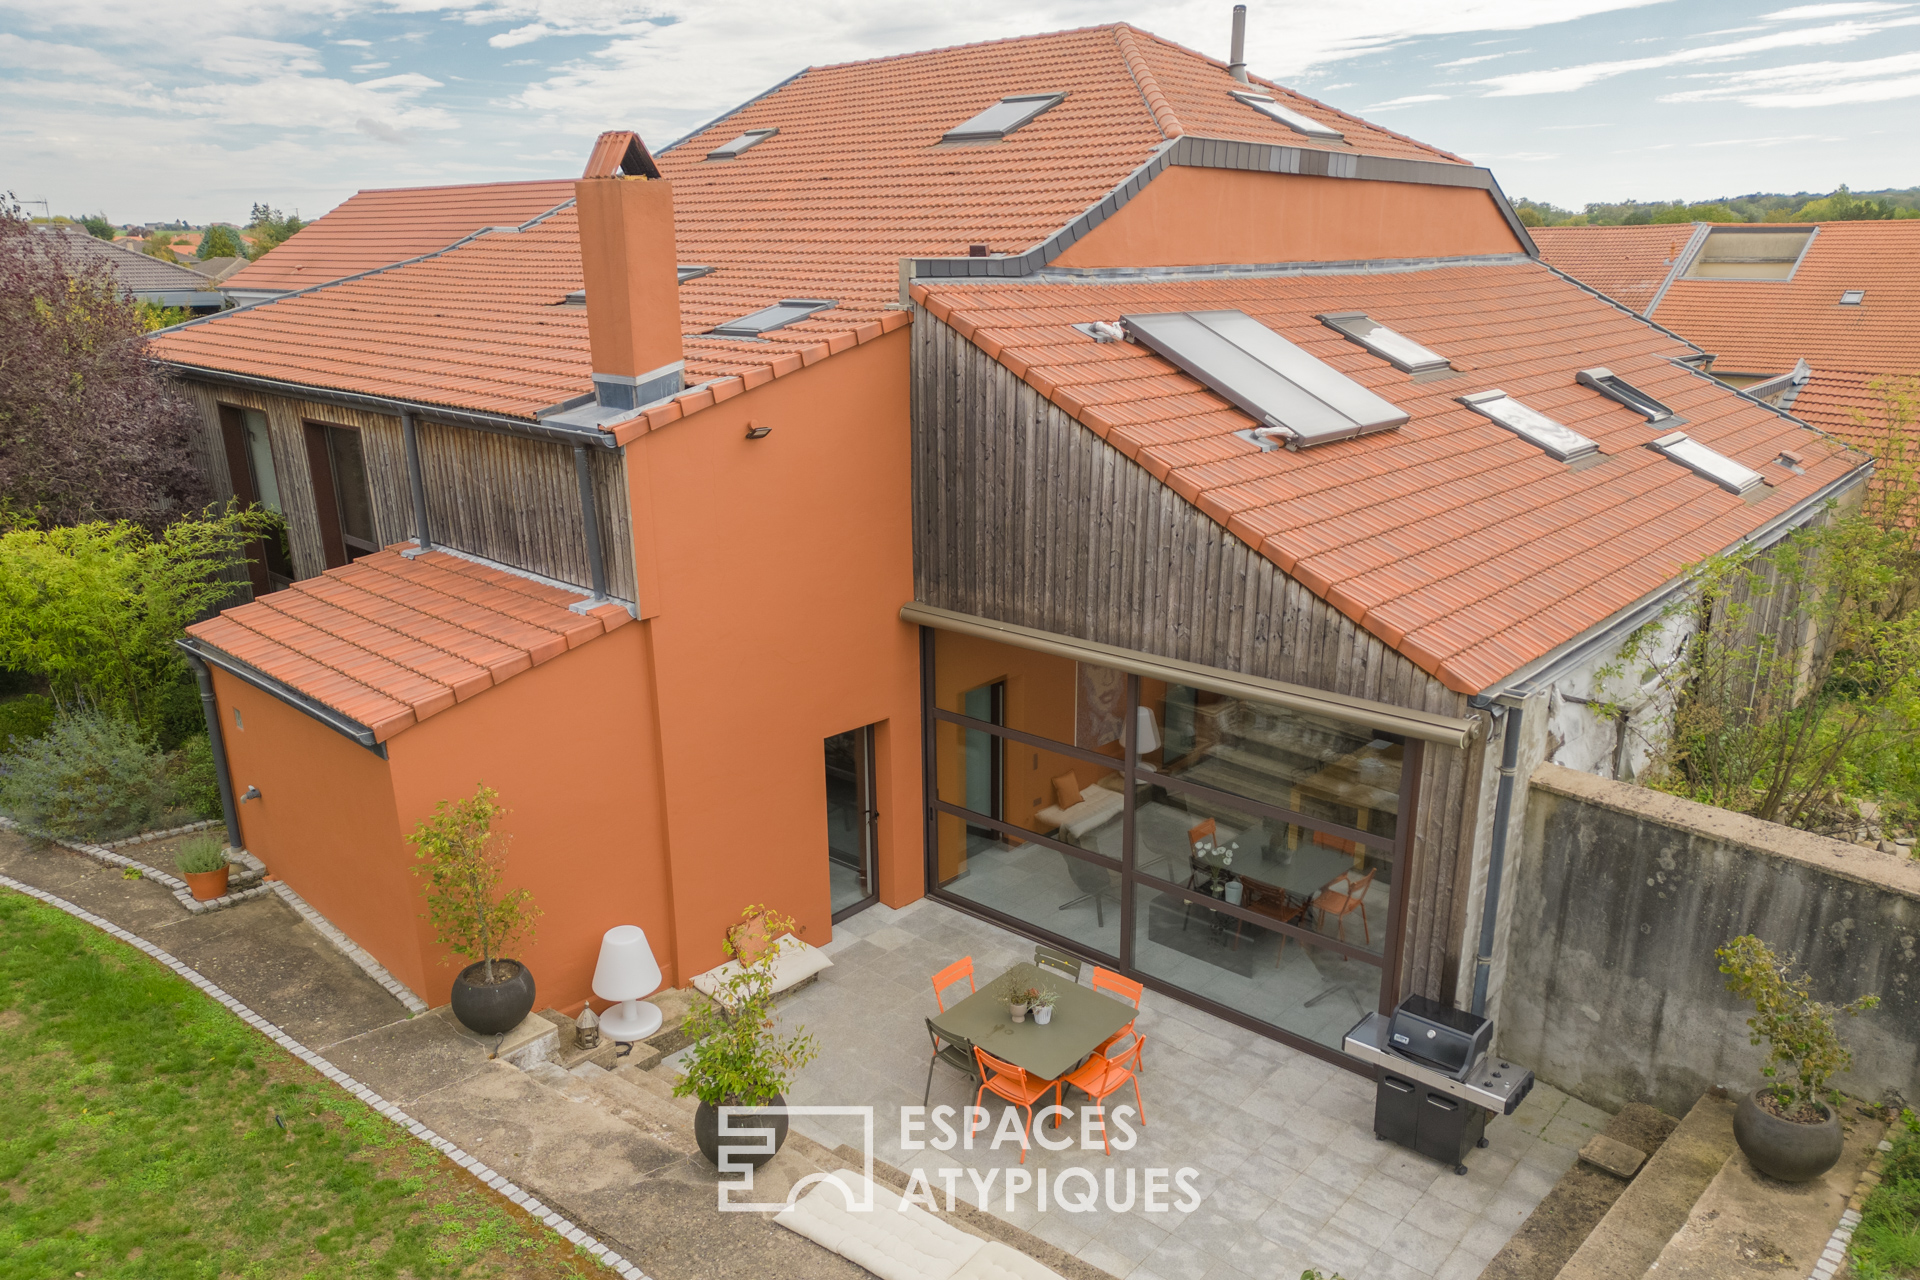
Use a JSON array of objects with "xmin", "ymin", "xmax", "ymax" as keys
[
  {"xmin": 593, "ymin": 924, "xmax": 663, "ymax": 1041},
  {"xmin": 1135, "ymin": 705, "xmax": 1161, "ymax": 770}
]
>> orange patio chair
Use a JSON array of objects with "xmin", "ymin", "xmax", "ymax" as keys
[
  {"xmin": 1314, "ymin": 869, "xmax": 1377, "ymax": 944},
  {"xmin": 931, "ymin": 957, "xmax": 976, "ymax": 1013},
  {"xmin": 1055, "ymin": 1034, "xmax": 1147, "ymax": 1155},
  {"xmin": 1090, "ymin": 967, "xmax": 1144, "ymax": 1073},
  {"xmin": 973, "ymin": 1046, "xmax": 1057, "ymax": 1165}
]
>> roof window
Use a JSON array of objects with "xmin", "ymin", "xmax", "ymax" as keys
[
  {"xmin": 1682, "ymin": 227, "xmax": 1814, "ymax": 281},
  {"xmin": 1230, "ymin": 91, "xmax": 1344, "ymax": 141},
  {"xmin": 709, "ymin": 297, "xmax": 835, "ymax": 338},
  {"xmin": 943, "ymin": 94, "xmax": 1065, "ymax": 143},
  {"xmin": 1649, "ymin": 431, "xmax": 1764, "ymax": 494},
  {"xmin": 1319, "ymin": 312, "xmax": 1449, "ymax": 374},
  {"xmin": 559, "ymin": 265, "xmax": 713, "ymax": 305},
  {"xmin": 1460, "ymin": 390, "xmax": 1598, "ymax": 463},
  {"xmin": 1575, "ymin": 367, "xmax": 1677, "ymax": 424},
  {"xmin": 1122, "ymin": 310, "xmax": 1407, "ymax": 449},
  {"xmin": 1840, "ymin": 289, "xmax": 1865, "ymax": 305},
  {"xmin": 706, "ymin": 128, "xmax": 777, "ymax": 160}
]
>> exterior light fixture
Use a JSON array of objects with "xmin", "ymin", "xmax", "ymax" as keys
[
  {"xmin": 593, "ymin": 924, "xmax": 664, "ymax": 1041},
  {"xmin": 1135, "ymin": 706, "xmax": 1161, "ymax": 766},
  {"xmin": 745, "ymin": 421, "xmax": 772, "ymax": 439}
]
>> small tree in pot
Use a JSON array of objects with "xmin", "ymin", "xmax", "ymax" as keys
[
  {"xmin": 411, "ymin": 785, "xmax": 542, "ymax": 1036},
  {"xmin": 1718, "ymin": 934, "xmax": 1879, "ymax": 1182},
  {"xmin": 675, "ymin": 904, "xmax": 819, "ymax": 1169}
]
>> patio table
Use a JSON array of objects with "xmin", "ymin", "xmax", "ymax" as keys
[{"xmin": 929, "ymin": 961, "xmax": 1138, "ymax": 1083}]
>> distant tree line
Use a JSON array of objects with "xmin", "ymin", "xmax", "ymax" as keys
[
  {"xmin": 1514, "ymin": 185, "xmax": 1920, "ymax": 227},
  {"xmin": 48, "ymin": 203, "xmax": 306, "ymax": 262}
]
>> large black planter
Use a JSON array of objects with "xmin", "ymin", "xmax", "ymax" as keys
[
  {"xmin": 449, "ymin": 959, "xmax": 536, "ymax": 1036},
  {"xmin": 694, "ymin": 1093, "xmax": 790, "ymax": 1169},
  {"xmin": 1734, "ymin": 1088, "xmax": 1844, "ymax": 1183}
]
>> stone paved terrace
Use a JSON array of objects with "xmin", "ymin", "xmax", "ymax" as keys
[{"xmin": 769, "ymin": 899, "xmax": 1607, "ymax": 1280}]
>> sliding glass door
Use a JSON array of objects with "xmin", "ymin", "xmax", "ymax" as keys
[{"xmin": 921, "ymin": 627, "xmax": 1423, "ymax": 1067}]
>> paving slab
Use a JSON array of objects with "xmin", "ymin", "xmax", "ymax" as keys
[{"xmin": 322, "ymin": 1006, "xmax": 498, "ymax": 1105}]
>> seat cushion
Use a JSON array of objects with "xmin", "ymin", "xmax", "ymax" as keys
[
  {"xmin": 692, "ymin": 934, "xmax": 832, "ymax": 1003},
  {"xmin": 775, "ymin": 1171, "xmax": 982, "ymax": 1280},
  {"xmin": 952, "ymin": 1241, "xmax": 1068, "ymax": 1280}
]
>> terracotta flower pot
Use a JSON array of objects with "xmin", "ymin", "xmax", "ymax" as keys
[
  {"xmin": 182, "ymin": 866, "xmax": 230, "ymax": 901},
  {"xmin": 1733, "ymin": 1088, "xmax": 1844, "ymax": 1183}
]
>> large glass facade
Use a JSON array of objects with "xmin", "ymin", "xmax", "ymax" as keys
[{"xmin": 924, "ymin": 628, "xmax": 1420, "ymax": 1062}]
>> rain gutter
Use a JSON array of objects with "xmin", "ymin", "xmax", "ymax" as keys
[
  {"xmin": 178, "ymin": 645, "xmax": 242, "ymax": 849},
  {"xmin": 178, "ymin": 637, "xmax": 387, "ymax": 758}
]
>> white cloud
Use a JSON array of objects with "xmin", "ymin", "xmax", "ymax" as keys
[
  {"xmin": 1474, "ymin": 15, "xmax": 1920, "ymax": 95},
  {"xmin": 357, "ymin": 115, "xmax": 413, "ymax": 143},
  {"xmin": 1436, "ymin": 51, "xmax": 1520, "ymax": 67},
  {"xmin": 1660, "ymin": 49, "xmax": 1920, "ymax": 106},
  {"xmin": 336, "ymin": 37, "xmax": 373, "ymax": 46},
  {"xmin": 353, "ymin": 61, "xmax": 392, "ymax": 70},
  {"xmin": 0, "ymin": 31, "xmax": 120, "ymax": 76},
  {"xmin": 1761, "ymin": 3, "xmax": 1911, "ymax": 18},
  {"xmin": 196, "ymin": 36, "xmax": 324, "ymax": 78},
  {"xmin": 1365, "ymin": 93, "xmax": 1451, "ymax": 108}
]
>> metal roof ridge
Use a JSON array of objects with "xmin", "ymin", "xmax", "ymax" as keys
[
  {"xmin": 405, "ymin": 544, "xmax": 636, "ymax": 618},
  {"xmin": 1642, "ymin": 221, "xmax": 1713, "ymax": 319},
  {"xmin": 656, "ymin": 65, "xmax": 813, "ymax": 155}
]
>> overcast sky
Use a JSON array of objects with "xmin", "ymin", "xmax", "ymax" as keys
[{"xmin": 3, "ymin": 0, "xmax": 1916, "ymax": 225}]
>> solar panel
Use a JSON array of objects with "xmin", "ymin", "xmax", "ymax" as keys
[
  {"xmin": 706, "ymin": 129, "xmax": 778, "ymax": 160},
  {"xmin": 1575, "ymin": 367, "xmax": 1677, "ymax": 423},
  {"xmin": 1460, "ymin": 391, "xmax": 1599, "ymax": 462},
  {"xmin": 943, "ymin": 94, "xmax": 1065, "ymax": 143},
  {"xmin": 1319, "ymin": 312, "xmax": 1450, "ymax": 374},
  {"xmin": 1122, "ymin": 310, "xmax": 1408, "ymax": 449},
  {"xmin": 1230, "ymin": 91, "xmax": 1344, "ymax": 141},
  {"xmin": 710, "ymin": 298, "xmax": 835, "ymax": 338},
  {"xmin": 1649, "ymin": 431, "xmax": 1765, "ymax": 494}
]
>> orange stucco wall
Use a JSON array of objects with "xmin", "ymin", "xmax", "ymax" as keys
[
  {"xmin": 632, "ymin": 327, "xmax": 922, "ymax": 982},
  {"xmin": 1052, "ymin": 167, "xmax": 1524, "ymax": 269}
]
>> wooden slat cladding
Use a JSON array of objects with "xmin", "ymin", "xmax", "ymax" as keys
[
  {"xmin": 180, "ymin": 379, "xmax": 636, "ymax": 601},
  {"xmin": 911, "ymin": 308, "xmax": 1481, "ymax": 998}
]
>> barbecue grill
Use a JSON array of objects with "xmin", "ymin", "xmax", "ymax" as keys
[{"xmin": 1343, "ymin": 995, "xmax": 1535, "ymax": 1174}]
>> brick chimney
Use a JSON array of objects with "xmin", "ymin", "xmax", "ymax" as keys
[{"xmin": 575, "ymin": 131, "xmax": 682, "ymax": 410}]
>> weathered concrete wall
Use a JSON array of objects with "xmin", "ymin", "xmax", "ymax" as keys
[{"xmin": 1499, "ymin": 763, "xmax": 1920, "ymax": 1116}]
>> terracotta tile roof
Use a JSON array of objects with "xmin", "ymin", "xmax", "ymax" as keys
[
  {"xmin": 152, "ymin": 25, "xmax": 1465, "ymax": 423},
  {"xmin": 911, "ymin": 262, "xmax": 1866, "ymax": 694},
  {"xmin": 1790, "ymin": 366, "xmax": 1919, "ymax": 450},
  {"xmin": 1532, "ymin": 224, "xmax": 1694, "ymax": 313},
  {"xmin": 1652, "ymin": 222, "xmax": 1920, "ymax": 378},
  {"xmin": 221, "ymin": 180, "xmax": 576, "ymax": 294},
  {"xmin": 185, "ymin": 547, "xmax": 631, "ymax": 742}
]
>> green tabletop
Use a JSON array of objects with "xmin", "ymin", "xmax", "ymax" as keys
[{"xmin": 930, "ymin": 962, "xmax": 1139, "ymax": 1082}]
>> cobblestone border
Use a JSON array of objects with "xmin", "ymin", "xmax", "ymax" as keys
[
  {"xmin": 0, "ymin": 872, "xmax": 652, "ymax": 1280},
  {"xmin": 266, "ymin": 879, "xmax": 428, "ymax": 1015},
  {"xmin": 0, "ymin": 816, "xmax": 270, "ymax": 914},
  {"xmin": 1810, "ymin": 1133, "xmax": 1895, "ymax": 1280}
]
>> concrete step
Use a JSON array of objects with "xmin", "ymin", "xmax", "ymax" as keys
[
  {"xmin": 1553, "ymin": 1092, "xmax": 1739, "ymax": 1280},
  {"xmin": 612, "ymin": 1062, "xmax": 698, "ymax": 1117}
]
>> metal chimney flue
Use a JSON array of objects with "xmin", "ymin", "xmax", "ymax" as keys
[{"xmin": 1229, "ymin": 5, "xmax": 1249, "ymax": 83}]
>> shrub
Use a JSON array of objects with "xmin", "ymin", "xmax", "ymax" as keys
[
  {"xmin": 175, "ymin": 834, "xmax": 227, "ymax": 874},
  {"xmin": 0, "ymin": 693, "xmax": 55, "ymax": 751},
  {"xmin": 0, "ymin": 710, "xmax": 180, "ymax": 839},
  {"xmin": 408, "ymin": 785, "xmax": 539, "ymax": 983},
  {"xmin": 1717, "ymin": 934, "xmax": 1879, "ymax": 1117},
  {"xmin": 169, "ymin": 732, "xmax": 222, "ymax": 819}
]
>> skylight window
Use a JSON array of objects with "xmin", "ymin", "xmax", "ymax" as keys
[
  {"xmin": 1575, "ymin": 367, "xmax": 1677, "ymax": 424},
  {"xmin": 1318, "ymin": 312, "xmax": 1449, "ymax": 374},
  {"xmin": 1682, "ymin": 228, "xmax": 1814, "ymax": 281},
  {"xmin": 1649, "ymin": 431, "xmax": 1765, "ymax": 495},
  {"xmin": 1840, "ymin": 289, "xmax": 1865, "ymax": 305},
  {"xmin": 943, "ymin": 94, "xmax": 1065, "ymax": 143},
  {"xmin": 1230, "ymin": 91, "xmax": 1344, "ymax": 141},
  {"xmin": 1460, "ymin": 391, "xmax": 1598, "ymax": 463},
  {"xmin": 706, "ymin": 128, "xmax": 777, "ymax": 160},
  {"xmin": 709, "ymin": 298, "xmax": 835, "ymax": 338},
  {"xmin": 677, "ymin": 265, "xmax": 714, "ymax": 283},
  {"xmin": 1122, "ymin": 310, "xmax": 1408, "ymax": 449}
]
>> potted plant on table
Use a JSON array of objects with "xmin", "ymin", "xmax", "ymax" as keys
[
  {"xmin": 411, "ymin": 785, "xmax": 542, "ymax": 1036},
  {"xmin": 1717, "ymin": 934, "xmax": 1879, "ymax": 1182},
  {"xmin": 175, "ymin": 834, "xmax": 232, "ymax": 900},
  {"xmin": 677, "ymin": 905, "xmax": 819, "ymax": 1169},
  {"xmin": 1030, "ymin": 985, "xmax": 1058, "ymax": 1026},
  {"xmin": 1002, "ymin": 974, "xmax": 1033, "ymax": 1023}
]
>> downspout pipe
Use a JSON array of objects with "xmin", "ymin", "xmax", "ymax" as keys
[
  {"xmin": 1228, "ymin": 5, "xmax": 1250, "ymax": 83},
  {"xmin": 573, "ymin": 442, "xmax": 609, "ymax": 602},
  {"xmin": 1470, "ymin": 701, "xmax": 1523, "ymax": 1016},
  {"xmin": 181, "ymin": 647, "xmax": 242, "ymax": 851},
  {"xmin": 401, "ymin": 409, "xmax": 432, "ymax": 552}
]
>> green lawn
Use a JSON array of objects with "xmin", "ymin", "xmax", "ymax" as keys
[
  {"xmin": 0, "ymin": 889, "xmax": 596, "ymax": 1279},
  {"xmin": 1852, "ymin": 1118, "xmax": 1920, "ymax": 1280}
]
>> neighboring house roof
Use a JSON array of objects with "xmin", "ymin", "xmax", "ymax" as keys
[
  {"xmin": 910, "ymin": 261, "xmax": 1866, "ymax": 694},
  {"xmin": 185, "ymin": 547, "xmax": 632, "ymax": 743},
  {"xmin": 31, "ymin": 224, "xmax": 220, "ymax": 296},
  {"xmin": 151, "ymin": 25, "xmax": 1476, "ymax": 425},
  {"xmin": 220, "ymin": 179, "xmax": 577, "ymax": 295},
  {"xmin": 1791, "ymin": 367, "xmax": 1917, "ymax": 450},
  {"xmin": 191, "ymin": 256, "xmax": 247, "ymax": 283},
  {"xmin": 1653, "ymin": 221, "xmax": 1920, "ymax": 377},
  {"xmin": 1532, "ymin": 224, "xmax": 1697, "ymax": 313}
]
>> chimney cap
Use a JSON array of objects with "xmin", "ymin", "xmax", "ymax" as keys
[{"xmin": 583, "ymin": 130, "xmax": 662, "ymax": 180}]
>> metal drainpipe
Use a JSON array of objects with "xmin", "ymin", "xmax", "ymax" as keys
[
  {"xmin": 573, "ymin": 442, "xmax": 608, "ymax": 602},
  {"xmin": 1228, "ymin": 5, "xmax": 1250, "ymax": 83},
  {"xmin": 181, "ymin": 648, "xmax": 243, "ymax": 850},
  {"xmin": 401, "ymin": 409, "xmax": 432, "ymax": 552},
  {"xmin": 1470, "ymin": 701, "xmax": 1523, "ymax": 1016}
]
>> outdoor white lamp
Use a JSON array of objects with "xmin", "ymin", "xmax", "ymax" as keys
[
  {"xmin": 593, "ymin": 924, "xmax": 663, "ymax": 1041},
  {"xmin": 1136, "ymin": 705, "xmax": 1162, "ymax": 767}
]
